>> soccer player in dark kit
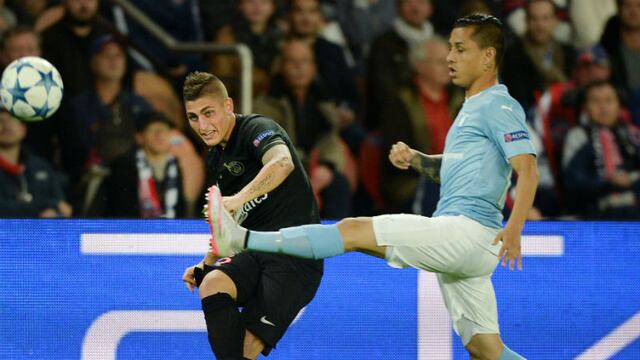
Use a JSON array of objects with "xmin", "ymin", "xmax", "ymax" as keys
[{"xmin": 181, "ymin": 72, "xmax": 323, "ymax": 359}]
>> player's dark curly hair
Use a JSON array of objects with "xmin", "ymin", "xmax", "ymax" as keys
[
  {"xmin": 453, "ymin": 14, "xmax": 505, "ymax": 69},
  {"xmin": 182, "ymin": 71, "xmax": 229, "ymax": 103}
]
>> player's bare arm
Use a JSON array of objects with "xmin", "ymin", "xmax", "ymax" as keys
[
  {"xmin": 410, "ymin": 152, "xmax": 443, "ymax": 184},
  {"xmin": 389, "ymin": 141, "xmax": 442, "ymax": 183},
  {"xmin": 492, "ymin": 154, "xmax": 539, "ymax": 271},
  {"xmin": 224, "ymin": 144, "xmax": 294, "ymax": 212}
]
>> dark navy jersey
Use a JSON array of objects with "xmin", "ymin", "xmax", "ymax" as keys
[{"xmin": 206, "ymin": 113, "xmax": 320, "ymax": 231}]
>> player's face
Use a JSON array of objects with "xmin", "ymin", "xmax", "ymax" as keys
[
  {"xmin": 398, "ymin": 0, "xmax": 432, "ymax": 28},
  {"xmin": 239, "ymin": 0, "xmax": 274, "ymax": 26},
  {"xmin": 186, "ymin": 95, "xmax": 236, "ymax": 147},
  {"xmin": 2, "ymin": 33, "xmax": 41, "ymax": 66},
  {"xmin": 447, "ymin": 27, "xmax": 489, "ymax": 89},
  {"xmin": 290, "ymin": 0, "xmax": 322, "ymax": 37},
  {"xmin": 138, "ymin": 122, "xmax": 171, "ymax": 155},
  {"xmin": 0, "ymin": 112, "xmax": 26, "ymax": 148},
  {"xmin": 585, "ymin": 85, "xmax": 620, "ymax": 128}
]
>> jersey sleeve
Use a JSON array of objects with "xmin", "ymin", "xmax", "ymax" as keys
[
  {"xmin": 486, "ymin": 99, "xmax": 537, "ymax": 162},
  {"xmin": 243, "ymin": 116, "xmax": 287, "ymax": 160}
]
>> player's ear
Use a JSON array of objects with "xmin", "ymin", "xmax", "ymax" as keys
[
  {"xmin": 484, "ymin": 47, "xmax": 497, "ymax": 70},
  {"xmin": 224, "ymin": 97, "xmax": 234, "ymax": 113}
]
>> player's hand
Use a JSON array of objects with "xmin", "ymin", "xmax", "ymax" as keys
[
  {"xmin": 182, "ymin": 262, "xmax": 202, "ymax": 293},
  {"xmin": 492, "ymin": 226, "xmax": 522, "ymax": 271},
  {"xmin": 222, "ymin": 195, "xmax": 243, "ymax": 216},
  {"xmin": 389, "ymin": 142, "xmax": 416, "ymax": 170}
]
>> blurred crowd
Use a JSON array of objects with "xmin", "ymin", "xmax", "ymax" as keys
[{"xmin": 0, "ymin": 0, "xmax": 639, "ymax": 221}]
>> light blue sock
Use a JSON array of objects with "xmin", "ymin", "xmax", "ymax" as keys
[
  {"xmin": 500, "ymin": 345, "xmax": 526, "ymax": 360},
  {"xmin": 247, "ymin": 224, "xmax": 345, "ymax": 259}
]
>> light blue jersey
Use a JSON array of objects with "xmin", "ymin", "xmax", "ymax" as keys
[{"xmin": 434, "ymin": 84, "xmax": 536, "ymax": 229}]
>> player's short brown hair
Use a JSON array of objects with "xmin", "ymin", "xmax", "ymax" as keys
[
  {"xmin": 453, "ymin": 13, "xmax": 505, "ymax": 69},
  {"xmin": 182, "ymin": 71, "xmax": 229, "ymax": 103}
]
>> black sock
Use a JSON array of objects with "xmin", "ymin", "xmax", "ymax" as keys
[{"xmin": 201, "ymin": 293, "xmax": 244, "ymax": 359}]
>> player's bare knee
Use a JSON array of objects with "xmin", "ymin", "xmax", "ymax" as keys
[
  {"xmin": 337, "ymin": 217, "xmax": 374, "ymax": 252},
  {"xmin": 198, "ymin": 269, "xmax": 237, "ymax": 299},
  {"xmin": 243, "ymin": 331, "xmax": 265, "ymax": 359},
  {"xmin": 465, "ymin": 334, "xmax": 503, "ymax": 360}
]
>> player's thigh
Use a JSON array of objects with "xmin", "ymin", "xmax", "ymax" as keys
[
  {"xmin": 337, "ymin": 217, "xmax": 385, "ymax": 257},
  {"xmin": 200, "ymin": 252, "xmax": 262, "ymax": 302},
  {"xmin": 375, "ymin": 214, "xmax": 499, "ymax": 274},
  {"xmin": 438, "ymin": 273, "xmax": 500, "ymax": 346},
  {"xmin": 242, "ymin": 255, "xmax": 322, "ymax": 349},
  {"xmin": 372, "ymin": 214, "xmax": 464, "ymax": 272}
]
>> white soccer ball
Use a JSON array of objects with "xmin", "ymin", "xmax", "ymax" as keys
[{"xmin": 0, "ymin": 56, "xmax": 64, "ymax": 122}]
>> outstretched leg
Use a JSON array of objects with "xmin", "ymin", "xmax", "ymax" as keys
[{"xmin": 206, "ymin": 185, "xmax": 386, "ymax": 259}]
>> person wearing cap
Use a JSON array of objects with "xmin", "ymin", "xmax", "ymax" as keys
[
  {"xmin": 104, "ymin": 111, "xmax": 186, "ymax": 218},
  {"xmin": 0, "ymin": 109, "xmax": 72, "ymax": 218},
  {"xmin": 526, "ymin": 45, "xmax": 615, "ymax": 217},
  {"xmin": 62, "ymin": 33, "xmax": 154, "ymax": 216},
  {"xmin": 535, "ymin": 45, "xmax": 613, "ymax": 172}
]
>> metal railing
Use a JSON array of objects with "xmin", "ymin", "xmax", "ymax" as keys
[{"xmin": 110, "ymin": 0, "xmax": 253, "ymax": 113}]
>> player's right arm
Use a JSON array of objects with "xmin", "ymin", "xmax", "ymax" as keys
[{"xmin": 388, "ymin": 141, "xmax": 442, "ymax": 183}]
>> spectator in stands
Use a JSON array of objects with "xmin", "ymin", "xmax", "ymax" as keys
[
  {"xmin": 366, "ymin": 0, "xmax": 435, "ymax": 130},
  {"xmin": 562, "ymin": 80, "xmax": 640, "ymax": 219},
  {"xmin": 501, "ymin": 0, "xmax": 575, "ymax": 113},
  {"xmin": 0, "ymin": 26, "xmax": 59, "ymax": 164},
  {"xmin": 0, "ymin": 25, "xmax": 39, "ymax": 69},
  {"xmin": 210, "ymin": 0, "xmax": 283, "ymax": 97},
  {"xmin": 569, "ymin": 0, "xmax": 617, "ymax": 49},
  {"xmin": 105, "ymin": 112, "xmax": 186, "ymax": 218},
  {"xmin": 63, "ymin": 34, "xmax": 153, "ymax": 216},
  {"xmin": 600, "ymin": 0, "xmax": 640, "ymax": 100},
  {"xmin": 10, "ymin": 0, "xmax": 48, "ymax": 27},
  {"xmin": 288, "ymin": 0, "xmax": 359, "ymax": 125},
  {"xmin": 502, "ymin": 0, "xmax": 572, "ymax": 44},
  {"xmin": 533, "ymin": 45, "xmax": 613, "ymax": 181},
  {"xmin": 0, "ymin": 0, "xmax": 16, "ymax": 39},
  {"xmin": 107, "ymin": 0, "xmax": 205, "ymax": 91},
  {"xmin": 333, "ymin": 0, "xmax": 396, "ymax": 68},
  {"xmin": 0, "ymin": 109, "xmax": 71, "ymax": 218},
  {"xmin": 40, "ymin": 0, "xmax": 109, "ymax": 98},
  {"xmin": 198, "ymin": 0, "xmax": 236, "ymax": 42},
  {"xmin": 254, "ymin": 39, "xmax": 355, "ymax": 219},
  {"xmin": 379, "ymin": 36, "xmax": 464, "ymax": 213}
]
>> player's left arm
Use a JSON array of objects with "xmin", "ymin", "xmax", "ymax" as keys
[
  {"xmin": 223, "ymin": 144, "xmax": 294, "ymax": 213},
  {"xmin": 493, "ymin": 153, "xmax": 539, "ymax": 271}
]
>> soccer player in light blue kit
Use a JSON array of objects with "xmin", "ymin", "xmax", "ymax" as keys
[{"xmin": 205, "ymin": 14, "xmax": 537, "ymax": 359}]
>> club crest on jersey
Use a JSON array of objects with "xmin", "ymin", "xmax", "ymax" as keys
[
  {"xmin": 223, "ymin": 161, "xmax": 245, "ymax": 176},
  {"xmin": 504, "ymin": 130, "xmax": 529, "ymax": 143},
  {"xmin": 253, "ymin": 130, "xmax": 275, "ymax": 147}
]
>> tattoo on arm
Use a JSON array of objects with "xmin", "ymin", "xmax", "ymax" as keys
[
  {"xmin": 247, "ymin": 173, "xmax": 275, "ymax": 197},
  {"xmin": 410, "ymin": 153, "xmax": 442, "ymax": 183}
]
